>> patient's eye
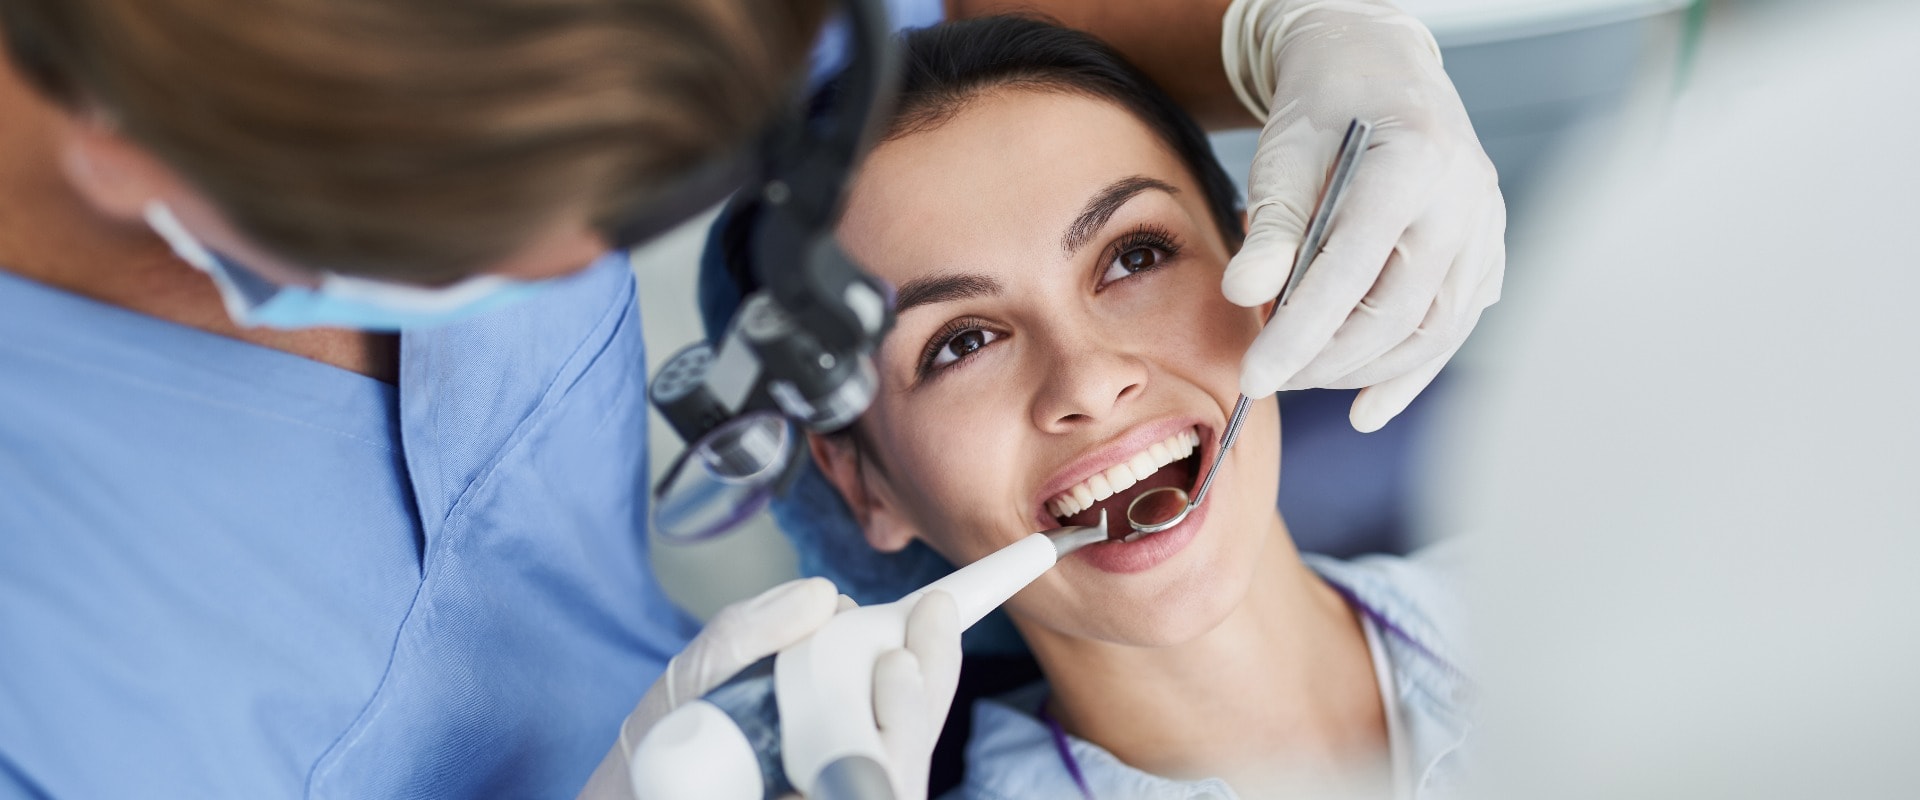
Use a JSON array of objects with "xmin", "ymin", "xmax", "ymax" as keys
[
  {"xmin": 1114, "ymin": 247, "xmax": 1161, "ymax": 274},
  {"xmin": 1099, "ymin": 224, "xmax": 1182, "ymax": 287},
  {"xmin": 935, "ymin": 328, "xmax": 997, "ymax": 366},
  {"xmin": 919, "ymin": 317, "xmax": 1003, "ymax": 378}
]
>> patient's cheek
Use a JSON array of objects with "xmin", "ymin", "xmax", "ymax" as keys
[
  {"xmin": 893, "ymin": 428, "xmax": 1019, "ymax": 559},
  {"xmin": 1157, "ymin": 277, "xmax": 1262, "ymax": 371},
  {"xmin": 1206, "ymin": 294, "xmax": 1265, "ymax": 352}
]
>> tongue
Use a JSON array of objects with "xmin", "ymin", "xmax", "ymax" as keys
[{"xmin": 1061, "ymin": 455, "xmax": 1195, "ymax": 540}]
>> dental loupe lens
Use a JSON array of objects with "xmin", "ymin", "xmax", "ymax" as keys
[
  {"xmin": 697, "ymin": 414, "xmax": 785, "ymax": 478},
  {"xmin": 653, "ymin": 413, "xmax": 792, "ymax": 541}
]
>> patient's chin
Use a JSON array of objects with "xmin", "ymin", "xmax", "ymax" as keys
[
  {"xmin": 1059, "ymin": 544, "xmax": 1255, "ymax": 647},
  {"xmin": 1090, "ymin": 578, "xmax": 1247, "ymax": 648},
  {"xmin": 1057, "ymin": 488, "xmax": 1274, "ymax": 648}
]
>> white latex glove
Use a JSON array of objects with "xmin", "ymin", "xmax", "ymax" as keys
[
  {"xmin": 580, "ymin": 578, "xmax": 837, "ymax": 798},
  {"xmin": 871, "ymin": 591, "xmax": 961, "ymax": 800},
  {"xmin": 1221, "ymin": 0, "xmax": 1507, "ymax": 432},
  {"xmin": 578, "ymin": 578, "xmax": 962, "ymax": 799}
]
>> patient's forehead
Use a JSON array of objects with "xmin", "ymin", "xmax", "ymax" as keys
[{"xmin": 837, "ymin": 88, "xmax": 1195, "ymax": 286}]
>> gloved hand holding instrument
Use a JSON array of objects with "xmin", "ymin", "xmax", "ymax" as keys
[
  {"xmin": 609, "ymin": 514, "xmax": 1112, "ymax": 800},
  {"xmin": 578, "ymin": 575, "xmax": 962, "ymax": 800},
  {"xmin": 1222, "ymin": 0, "xmax": 1507, "ymax": 432}
]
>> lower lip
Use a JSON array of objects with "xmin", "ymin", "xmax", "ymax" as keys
[{"xmin": 1072, "ymin": 491, "xmax": 1210, "ymax": 574}]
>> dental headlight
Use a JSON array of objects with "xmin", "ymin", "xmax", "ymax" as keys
[{"xmin": 646, "ymin": 0, "xmax": 899, "ymax": 542}]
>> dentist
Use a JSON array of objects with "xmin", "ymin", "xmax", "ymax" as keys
[{"xmin": 0, "ymin": 0, "xmax": 1501, "ymax": 797}]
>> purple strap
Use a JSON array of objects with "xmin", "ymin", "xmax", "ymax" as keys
[
  {"xmin": 1036, "ymin": 692, "xmax": 1097, "ymax": 800},
  {"xmin": 1324, "ymin": 580, "xmax": 1472, "ymax": 691}
]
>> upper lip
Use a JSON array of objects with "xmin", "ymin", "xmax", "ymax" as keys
[{"xmin": 1028, "ymin": 415, "xmax": 1213, "ymax": 530}]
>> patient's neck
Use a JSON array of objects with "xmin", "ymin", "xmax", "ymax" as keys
[{"xmin": 1016, "ymin": 514, "xmax": 1385, "ymax": 787}]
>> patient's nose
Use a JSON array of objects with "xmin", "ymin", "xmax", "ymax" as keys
[{"xmin": 1030, "ymin": 340, "xmax": 1146, "ymax": 433}]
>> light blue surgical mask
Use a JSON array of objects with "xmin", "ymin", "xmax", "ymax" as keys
[{"xmin": 143, "ymin": 201, "xmax": 548, "ymax": 331}]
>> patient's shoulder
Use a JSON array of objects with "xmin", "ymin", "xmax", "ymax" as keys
[{"xmin": 959, "ymin": 682, "xmax": 1238, "ymax": 800}]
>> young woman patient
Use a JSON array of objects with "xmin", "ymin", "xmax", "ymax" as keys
[{"xmin": 711, "ymin": 17, "xmax": 1471, "ymax": 799}]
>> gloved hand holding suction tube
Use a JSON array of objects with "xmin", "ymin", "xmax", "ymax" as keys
[
  {"xmin": 577, "ymin": 575, "xmax": 960, "ymax": 800},
  {"xmin": 1222, "ymin": 0, "xmax": 1508, "ymax": 433},
  {"xmin": 614, "ymin": 513, "xmax": 1111, "ymax": 800}
]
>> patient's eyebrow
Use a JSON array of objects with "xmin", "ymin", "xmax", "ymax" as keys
[
  {"xmin": 893, "ymin": 272, "xmax": 1003, "ymax": 315},
  {"xmin": 1062, "ymin": 176, "xmax": 1180, "ymax": 255}
]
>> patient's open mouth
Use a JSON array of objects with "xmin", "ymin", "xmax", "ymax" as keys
[{"xmin": 1046, "ymin": 426, "xmax": 1204, "ymax": 538}]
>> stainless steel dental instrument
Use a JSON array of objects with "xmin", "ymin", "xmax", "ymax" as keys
[{"xmin": 1124, "ymin": 118, "xmax": 1374, "ymax": 538}]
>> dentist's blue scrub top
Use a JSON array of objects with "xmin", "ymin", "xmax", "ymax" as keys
[{"xmin": 0, "ymin": 254, "xmax": 700, "ymax": 798}]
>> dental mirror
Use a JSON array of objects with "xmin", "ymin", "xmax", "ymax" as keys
[{"xmin": 1124, "ymin": 118, "xmax": 1374, "ymax": 538}]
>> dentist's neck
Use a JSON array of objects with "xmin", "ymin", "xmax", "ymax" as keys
[
  {"xmin": 1015, "ymin": 514, "xmax": 1385, "ymax": 787},
  {"xmin": 0, "ymin": 55, "xmax": 398, "ymax": 383}
]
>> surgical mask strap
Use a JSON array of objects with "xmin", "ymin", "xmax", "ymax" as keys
[
  {"xmin": 142, "ymin": 200, "xmax": 261, "ymax": 323},
  {"xmin": 142, "ymin": 198, "xmax": 545, "ymax": 330}
]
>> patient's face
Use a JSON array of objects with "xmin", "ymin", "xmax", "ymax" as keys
[{"xmin": 825, "ymin": 89, "xmax": 1281, "ymax": 646}]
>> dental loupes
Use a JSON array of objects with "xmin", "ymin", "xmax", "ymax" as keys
[{"xmin": 1124, "ymin": 118, "xmax": 1374, "ymax": 539}]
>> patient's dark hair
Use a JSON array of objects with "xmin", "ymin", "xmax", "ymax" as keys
[
  {"xmin": 720, "ymin": 16, "xmax": 1245, "ymax": 297},
  {"xmin": 884, "ymin": 16, "xmax": 1244, "ymax": 250}
]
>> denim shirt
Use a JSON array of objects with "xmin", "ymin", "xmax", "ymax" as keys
[{"xmin": 955, "ymin": 546, "xmax": 1475, "ymax": 800}]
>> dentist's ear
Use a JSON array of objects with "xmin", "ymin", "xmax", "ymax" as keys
[
  {"xmin": 807, "ymin": 430, "xmax": 919, "ymax": 553},
  {"xmin": 56, "ymin": 115, "xmax": 172, "ymax": 223}
]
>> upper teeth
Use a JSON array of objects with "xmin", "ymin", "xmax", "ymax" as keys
[{"xmin": 1046, "ymin": 428, "xmax": 1201, "ymax": 519}]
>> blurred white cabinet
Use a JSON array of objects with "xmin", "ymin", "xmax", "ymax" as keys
[
  {"xmin": 1402, "ymin": 0, "xmax": 1691, "ymax": 46},
  {"xmin": 1212, "ymin": 0, "xmax": 1694, "ymax": 217}
]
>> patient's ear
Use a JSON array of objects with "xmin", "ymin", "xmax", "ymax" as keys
[{"xmin": 807, "ymin": 431, "xmax": 919, "ymax": 553}]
